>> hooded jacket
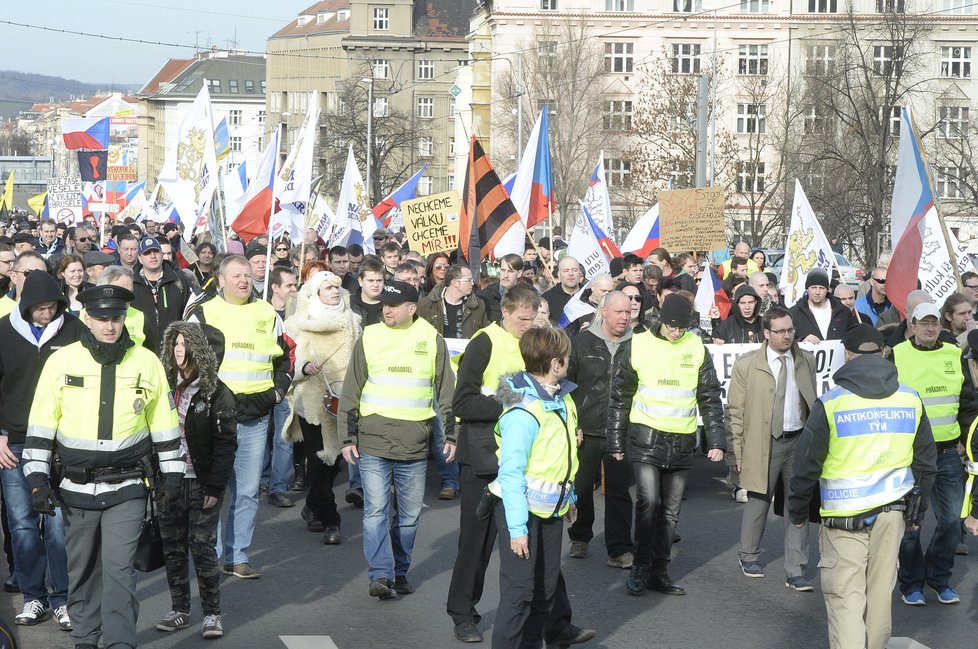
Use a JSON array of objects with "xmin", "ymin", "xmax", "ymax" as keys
[
  {"xmin": 417, "ymin": 283, "xmax": 488, "ymax": 339},
  {"xmin": 160, "ymin": 322, "xmax": 237, "ymax": 498},
  {"xmin": 787, "ymin": 354, "xmax": 937, "ymax": 525},
  {"xmin": 714, "ymin": 286, "xmax": 764, "ymax": 344},
  {"xmin": 606, "ymin": 319, "xmax": 726, "ymax": 469},
  {"xmin": 789, "ymin": 294, "xmax": 854, "ymax": 341},
  {"xmin": 0, "ymin": 271, "xmax": 85, "ymax": 444},
  {"xmin": 567, "ymin": 319, "xmax": 633, "ymax": 437}
]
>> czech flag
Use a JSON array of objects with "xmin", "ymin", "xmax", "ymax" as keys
[
  {"xmin": 620, "ymin": 204, "xmax": 660, "ymax": 258},
  {"xmin": 372, "ymin": 164, "xmax": 426, "ymax": 228},
  {"xmin": 231, "ymin": 130, "xmax": 279, "ymax": 243},
  {"xmin": 510, "ymin": 107, "xmax": 555, "ymax": 229},
  {"xmin": 62, "ymin": 117, "xmax": 110, "ymax": 150},
  {"xmin": 588, "ymin": 209, "xmax": 621, "ymax": 259},
  {"xmin": 693, "ymin": 263, "xmax": 731, "ymax": 320}
]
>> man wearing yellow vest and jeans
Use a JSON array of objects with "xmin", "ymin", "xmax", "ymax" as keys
[
  {"xmin": 187, "ymin": 255, "xmax": 292, "ymax": 579},
  {"xmin": 892, "ymin": 302, "xmax": 977, "ymax": 606},
  {"xmin": 789, "ymin": 324, "xmax": 936, "ymax": 649},
  {"xmin": 339, "ymin": 280, "xmax": 456, "ymax": 600},
  {"xmin": 607, "ymin": 294, "xmax": 726, "ymax": 597}
]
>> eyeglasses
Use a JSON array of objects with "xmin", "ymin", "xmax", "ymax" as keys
[
  {"xmin": 965, "ymin": 283, "xmax": 978, "ymax": 290},
  {"xmin": 74, "ymin": 237, "xmax": 91, "ymax": 243},
  {"xmin": 768, "ymin": 327, "xmax": 795, "ymax": 336},
  {"xmin": 12, "ymin": 269, "xmax": 37, "ymax": 277},
  {"xmin": 275, "ymin": 247, "xmax": 288, "ymax": 252},
  {"xmin": 433, "ymin": 264, "xmax": 449, "ymax": 270},
  {"xmin": 664, "ymin": 324, "xmax": 687, "ymax": 333}
]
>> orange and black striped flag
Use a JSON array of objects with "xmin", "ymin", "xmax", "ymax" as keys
[{"xmin": 459, "ymin": 135, "xmax": 521, "ymax": 268}]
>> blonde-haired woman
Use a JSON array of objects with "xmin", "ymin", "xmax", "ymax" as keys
[{"xmin": 283, "ymin": 271, "xmax": 361, "ymax": 544}]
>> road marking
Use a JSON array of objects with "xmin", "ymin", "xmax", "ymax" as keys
[
  {"xmin": 888, "ymin": 638, "xmax": 932, "ymax": 649},
  {"xmin": 280, "ymin": 636, "xmax": 339, "ymax": 649}
]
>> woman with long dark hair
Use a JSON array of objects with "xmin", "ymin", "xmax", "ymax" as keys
[
  {"xmin": 423, "ymin": 252, "xmax": 451, "ymax": 293},
  {"xmin": 56, "ymin": 254, "xmax": 89, "ymax": 314}
]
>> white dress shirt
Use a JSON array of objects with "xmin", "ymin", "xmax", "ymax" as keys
[{"xmin": 766, "ymin": 346, "xmax": 805, "ymax": 432}]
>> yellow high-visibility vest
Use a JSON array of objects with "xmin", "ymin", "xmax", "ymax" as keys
[
  {"xmin": 359, "ymin": 318, "xmax": 439, "ymax": 421},
  {"xmin": 893, "ymin": 341, "xmax": 963, "ymax": 443},
  {"xmin": 200, "ymin": 297, "xmax": 282, "ymax": 395},
  {"xmin": 629, "ymin": 331, "xmax": 703, "ymax": 434}
]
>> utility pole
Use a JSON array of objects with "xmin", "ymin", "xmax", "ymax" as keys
[{"xmin": 696, "ymin": 74, "xmax": 709, "ymax": 188}]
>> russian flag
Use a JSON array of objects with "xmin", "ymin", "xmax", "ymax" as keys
[
  {"xmin": 887, "ymin": 106, "xmax": 935, "ymax": 318},
  {"xmin": 62, "ymin": 117, "xmax": 110, "ymax": 150},
  {"xmin": 620, "ymin": 204, "xmax": 660, "ymax": 258},
  {"xmin": 231, "ymin": 131, "xmax": 279, "ymax": 243},
  {"xmin": 694, "ymin": 263, "xmax": 732, "ymax": 320},
  {"xmin": 372, "ymin": 164, "xmax": 426, "ymax": 227}
]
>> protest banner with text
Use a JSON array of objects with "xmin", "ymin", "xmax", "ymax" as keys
[
  {"xmin": 403, "ymin": 191, "xmax": 460, "ymax": 255},
  {"xmin": 658, "ymin": 187, "xmax": 726, "ymax": 252},
  {"xmin": 46, "ymin": 177, "xmax": 83, "ymax": 225}
]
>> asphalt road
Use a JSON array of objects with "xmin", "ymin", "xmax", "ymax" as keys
[{"xmin": 4, "ymin": 456, "xmax": 973, "ymax": 649}]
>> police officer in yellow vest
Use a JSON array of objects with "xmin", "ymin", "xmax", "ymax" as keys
[
  {"xmin": 489, "ymin": 327, "xmax": 595, "ymax": 649},
  {"xmin": 789, "ymin": 324, "xmax": 936, "ymax": 649},
  {"xmin": 891, "ymin": 302, "xmax": 977, "ymax": 606},
  {"xmin": 339, "ymin": 280, "xmax": 456, "ymax": 601},
  {"xmin": 23, "ymin": 284, "xmax": 185, "ymax": 649},
  {"xmin": 187, "ymin": 255, "xmax": 292, "ymax": 580},
  {"xmin": 607, "ymin": 293, "xmax": 726, "ymax": 597}
]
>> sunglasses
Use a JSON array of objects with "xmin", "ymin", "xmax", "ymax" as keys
[
  {"xmin": 626, "ymin": 295, "xmax": 642, "ymax": 302},
  {"xmin": 433, "ymin": 264, "xmax": 449, "ymax": 270},
  {"xmin": 75, "ymin": 237, "xmax": 91, "ymax": 243},
  {"xmin": 275, "ymin": 247, "xmax": 288, "ymax": 252}
]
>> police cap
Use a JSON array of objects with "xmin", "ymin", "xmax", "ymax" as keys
[{"xmin": 79, "ymin": 285, "xmax": 134, "ymax": 318}]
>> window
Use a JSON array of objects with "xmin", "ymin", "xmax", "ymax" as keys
[
  {"xmin": 258, "ymin": 135, "xmax": 264, "ymax": 150},
  {"xmin": 738, "ymin": 44, "xmax": 769, "ymax": 75},
  {"xmin": 604, "ymin": 42, "xmax": 634, "ymax": 73},
  {"xmin": 803, "ymin": 104, "xmax": 831, "ymax": 134},
  {"xmin": 938, "ymin": 106, "xmax": 969, "ymax": 139},
  {"xmin": 373, "ymin": 7, "xmax": 390, "ymax": 30},
  {"xmin": 604, "ymin": 158, "xmax": 632, "ymax": 187},
  {"xmin": 230, "ymin": 136, "xmax": 242, "ymax": 153},
  {"xmin": 607, "ymin": 0, "xmax": 635, "ymax": 9},
  {"xmin": 208, "ymin": 79, "xmax": 221, "ymax": 94},
  {"xmin": 803, "ymin": 161, "xmax": 827, "ymax": 193},
  {"xmin": 258, "ymin": 110, "xmax": 265, "ymax": 126},
  {"xmin": 449, "ymin": 137, "xmax": 455, "ymax": 155},
  {"xmin": 936, "ymin": 166, "xmax": 964, "ymax": 199},
  {"xmin": 668, "ymin": 102, "xmax": 697, "ymax": 132},
  {"xmin": 733, "ymin": 219, "xmax": 755, "ymax": 237},
  {"xmin": 229, "ymin": 80, "xmax": 239, "ymax": 94},
  {"xmin": 418, "ymin": 176, "xmax": 433, "ymax": 196},
  {"xmin": 417, "ymin": 96, "xmax": 434, "ymax": 118},
  {"xmin": 736, "ymin": 104, "xmax": 767, "ymax": 134},
  {"xmin": 541, "ymin": 0, "xmax": 558, "ymax": 9},
  {"xmin": 877, "ymin": 0, "xmax": 905, "ymax": 11},
  {"xmin": 674, "ymin": 0, "xmax": 702, "ymax": 11},
  {"xmin": 536, "ymin": 100, "xmax": 558, "ymax": 117},
  {"xmin": 603, "ymin": 100, "xmax": 633, "ymax": 131},
  {"xmin": 741, "ymin": 0, "xmax": 770, "ymax": 12},
  {"xmin": 228, "ymin": 110, "xmax": 242, "ymax": 126},
  {"xmin": 805, "ymin": 44, "xmax": 836, "ymax": 76},
  {"xmin": 449, "ymin": 98, "xmax": 456, "ymax": 118},
  {"xmin": 418, "ymin": 136, "xmax": 433, "ymax": 157},
  {"xmin": 373, "ymin": 97, "xmax": 389, "ymax": 118},
  {"xmin": 447, "ymin": 176, "xmax": 455, "ymax": 191},
  {"xmin": 271, "ymin": 92, "xmax": 281, "ymax": 112},
  {"xmin": 736, "ymin": 162, "xmax": 766, "ymax": 193},
  {"xmin": 669, "ymin": 162, "xmax": 694, "ymax": 188},
  {"xmin": 671, "ymin": 43, "xmax": 702, "ymax": 74},
  {"xmin": 417, "ymin": 60, "xmax": 434, "ymax": 80},
  {"xmin": 940, "ymin": 46, "xmax": 971, "ymax": 78},
  {"xmin": 808, "ymin": 0, "xmax": 837, "ymax": 12},
  {"xmin": 884, "ymin": 105, "xmax": 901, "ymax": 136},
  {"xmin": 245, "ymin": 80, "xmax": 256, "ymax": 93},
  {"xmin": 943, "ymin": 0, "xmax": 973, "ymax": 14},
  {"xmin": 260, "ymin": 80, "xmax": 266, "ymax": 94},
  {"xmin": 538, "ymin": 42, "xmax": 558, "ymax": 70},
  {"xmin": 373, "ymin": 59, "xmax": 390, "ymax": 79},
  {"xmin": 873, "ymin": 45, "xmax": 903, "ymax": 76}
]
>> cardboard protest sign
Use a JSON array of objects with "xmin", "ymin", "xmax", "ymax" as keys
[
  {"xmin": 658, "ymin": 187, "xmax": 725, "ymax": 252},
  {"xmin": 403, "ymin": 191, "xmax": 460, "ymax": 255},
  {"xmin": 46, "ymin": 177, "xmax": 83, "ymax": 225}
]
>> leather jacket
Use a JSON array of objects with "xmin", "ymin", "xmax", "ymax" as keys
[{"xmin": 567, "ymin": 325, "xmax": 631, "ymax": 437}]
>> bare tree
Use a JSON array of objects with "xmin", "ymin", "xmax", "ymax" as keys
[
  {"xmin": 320, "ymin": 65, "xmax": 430, "ymax": 204},
  {"xmin": 494, "ymin": 20, "xmax": 610, "ymax": 233},
  {"xmin": 0, "ymin": 128, "xmax": 33, "ymax": 156},
  {"xmin": 927, "ymin": 101, "xmax": 978, "ymax": 223}
]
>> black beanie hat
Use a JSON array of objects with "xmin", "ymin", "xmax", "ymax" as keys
[
  {"xmin": 659, "ymin": 293, "xmax": 691, "ymax": 328},
  {"xmin": 805, "ymin": 269, "xmax": 829, "ymax": 289}
]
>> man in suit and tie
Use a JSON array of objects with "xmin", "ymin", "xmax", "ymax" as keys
[{"xmin": 727, "ymin": 306, "xmax": 818, "ymax": 591}]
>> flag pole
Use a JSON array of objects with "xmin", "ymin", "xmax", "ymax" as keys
[
  {"xmin": 261, "ymin": 133, "xmax": 282, "ymax": 302},
  {"xmin": 215, "ymin": 165, "xmax": 228, "ymax": 251}
]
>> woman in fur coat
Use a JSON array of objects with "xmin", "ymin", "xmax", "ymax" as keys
[{"xmin": 283, "ymin": 271, "xmax": 361, "ymax": 544}]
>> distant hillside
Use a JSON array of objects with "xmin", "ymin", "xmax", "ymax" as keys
[{"xmin": 0, "ymin": 70, "xmax": 141, "ymax": 120}]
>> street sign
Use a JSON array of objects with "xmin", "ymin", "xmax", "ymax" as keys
[{"xmin": 449, "ymin": 84, "xmax": 461, "ymax": 97}]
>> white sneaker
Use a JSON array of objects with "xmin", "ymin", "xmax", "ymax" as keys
[
  {"xmin": 734, "ymin": 488, "xmax": 748, "ymax": 504},
  {"xmin": 54, "ymin": 605, "xmax": 72, "ymax": 631},
  {"xmin": 202, "ymin": 614, "xmax": 223, "ymax": 639},
  {"xmin": 14, "ymin": 599, "xmax": 52, "ymax": 625}
]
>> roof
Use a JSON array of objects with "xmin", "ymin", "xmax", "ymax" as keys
[
  {"xmin": 413, "ymin": 0, "xmax": 478, "ymax": 40},
  {"xmin": 141, "ymin": 58, "xmax": 195, "ymax": 94},
  {"xmin": 139, "ymin": 53, "xmax": 267, "ymax": 99},
  {"xmin": 271, "ymin": 0, "xmax": 351, "ymax": 38}
]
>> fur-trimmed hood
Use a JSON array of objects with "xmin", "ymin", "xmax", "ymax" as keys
[
  {"xmin": 160, "ymin": 321, "xmax": 223, "ymax": 399},
  {"xmin": 494, "ymin": 371, "xmax": 576, "ymax": 410}
]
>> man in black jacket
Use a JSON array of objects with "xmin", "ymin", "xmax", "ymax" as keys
[
  {"xmin": 566, "ymin": 291, "xmax": 635, "ymax": 568},
  {"xmin": 132, "ymin": 237, "xmax": 190, "ymax": 355},
  {"xmin": 607, "ymin": 294, "xmax": 726, "ymax": 597},
  {"xmin": 0, "ymin": 271, "xmax": 85, "ymax": 628},
  {"xmin": 477, "ymin": 253, "xmax": 523, "ymax": 324},
  {"xmin": 790, "ymin": 269, "xmax": 854, "ymax": 342}
]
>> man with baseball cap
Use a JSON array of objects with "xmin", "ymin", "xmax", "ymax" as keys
[
  {"xmin": 891, "ymin": 302, "xmax": 978, "ymax": 606},
  {"xmin": 339, "ymin": 280, "xmax": 456, "ymax": 600},
  {"xmin": 607, "ymin": 293, "xmax": 726, "ymax": 597},
  {"xmin": 789, "ymin": 324, "xmax": 936, "ymax": 649},
  {"xmin": 131, "ymin": 237, "xmax": 190, "ymax": 355}
]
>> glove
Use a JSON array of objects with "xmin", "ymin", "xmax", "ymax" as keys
[{"xmin": 31, "ymin": 485, "xmax": 59, "ymax": 517}]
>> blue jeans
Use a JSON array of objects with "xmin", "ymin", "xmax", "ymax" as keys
[
  {"xmin": 261, "ymin": 399, "xmax": 293, "ymax": 494},
  {"xmin": 898, "ymin": 447, "xmax": 965, "ymax": 593},
  {"xmin": 348, "ymin": 456, "xmax": 361, "ymax": 491},
  {"xmin": 222, "ymin": 416, "xmax": 268, "ymax": 566},
  {"xmin": 0, "ymin": 442, "xmax": 68, "ymax": 608},
  {"xmin": 359, "ymin": 455, "xmax": 426, "ymax": 581},
  {"xmin": 432, "ymin": 413, "xmax": 459, "ymax": 490}
]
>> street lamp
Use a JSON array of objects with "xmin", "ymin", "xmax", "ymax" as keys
[{"xmin": 359, "ymin": 77, "xmax": 374, "ymax": 203}]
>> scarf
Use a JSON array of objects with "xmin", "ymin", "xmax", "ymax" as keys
[{"xmin": 80, "ymin": 327, "xmax": 134, "ymax": 365}]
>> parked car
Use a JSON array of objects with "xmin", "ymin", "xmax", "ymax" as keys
[{"xmin": 768, "ymin": 252, "xmax": 864, "ymax": 286}]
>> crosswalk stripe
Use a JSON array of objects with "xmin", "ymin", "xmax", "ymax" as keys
[
  {"xmin": 888, "ymin": 638, "xmax": 932, "ymax": 649},
  {"xmin": 280, "ymin": 635, "xmax": 339, "ymax": 649}
]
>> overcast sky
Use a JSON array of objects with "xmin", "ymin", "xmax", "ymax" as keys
[{"xmin": 1, "ymin": 0, "xmax": 307, "ymax": 86}]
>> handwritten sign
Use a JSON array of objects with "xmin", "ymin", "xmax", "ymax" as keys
[
  {"xmin": 47, "ymin": 177, "xmax": 83, "ymax": 225},
  {"xmin": 403, "ymin": 191, "xmax": 460, "ymax": 255},
  {"xmin": 658, "ymin": 187, "xmax": 726, "ymax": 252}
]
